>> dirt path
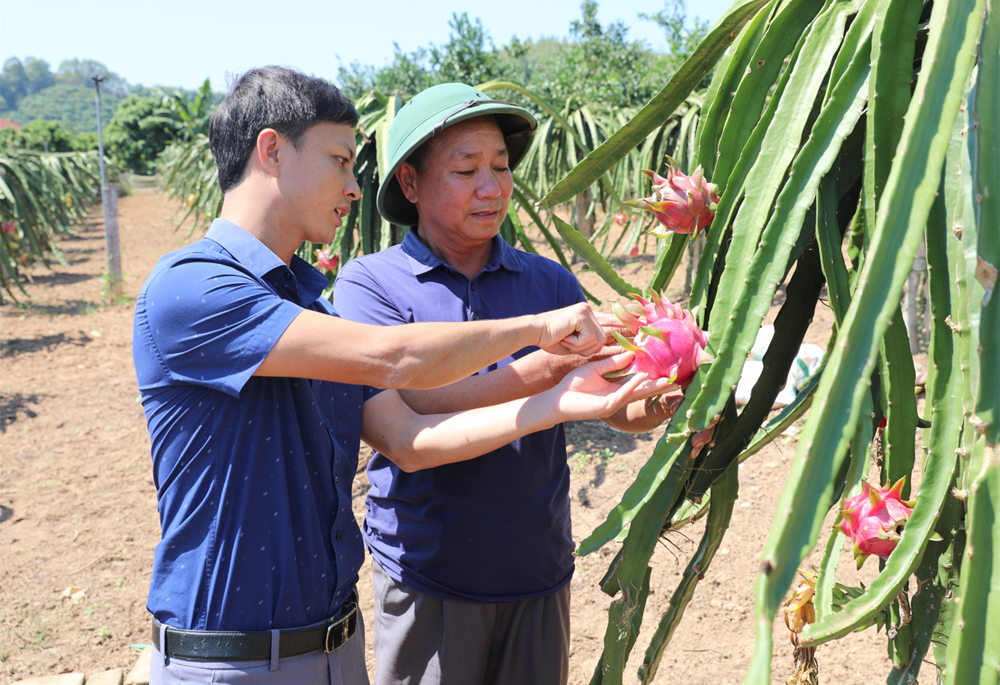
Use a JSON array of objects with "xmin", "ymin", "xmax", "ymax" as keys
[{"xmin": 2, "ymin": 191, "xmax": 895, "ymax": 684}]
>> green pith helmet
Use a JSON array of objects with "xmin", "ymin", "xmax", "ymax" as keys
[{"xmin": 376, "ymin": 83, "xmax": 538, "ymax": 227}]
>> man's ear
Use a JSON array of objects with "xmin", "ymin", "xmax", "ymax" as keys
[
  {"xmin": 255, "ymin": 128, "xmax": 282, "ymax": 178},
  {"xmin": 396, "ymin": 161, "xmax": 419, "ymax": 203}
]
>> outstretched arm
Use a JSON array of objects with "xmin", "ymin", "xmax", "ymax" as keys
[
  {"xmin": 394, "ymin": 314, "xmax": 627, "ymax": 415},
  {"xmin": 255, "ymin": 302, "xmax": 605, "ymax": 390},
  {"xmin": 361, "ymin": 353, "xmax": 674, "ymax": 472},
  {"xmin": 395, "ymin": 331, "xmax": 629, "ymax": 414}
]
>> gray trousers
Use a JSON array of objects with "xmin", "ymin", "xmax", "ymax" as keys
[
  {"xmin": 150, "ymin": 612, "xmax": 369, "ymax": 685},
  {"xmin": 372, "ymin": 561, "xmax": 570, "ymax": 685}
]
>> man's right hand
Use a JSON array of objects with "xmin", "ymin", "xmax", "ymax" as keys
[{"xmin": 535, "ymin": 303, "xmax": 605, "ymax": 357}]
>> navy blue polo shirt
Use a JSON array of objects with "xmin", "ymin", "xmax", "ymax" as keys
[
  {"xmin": 333, "ymin": 230, "xmax": 585, "ymax": 603},
  {"xmin": 133, "ymin": 219, "xmax": 369, "ymax": 631}
]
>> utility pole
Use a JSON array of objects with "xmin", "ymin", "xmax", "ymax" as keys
[{"xmin": 92, "ymin": 75, "xmax": 123, "ymax": 299}]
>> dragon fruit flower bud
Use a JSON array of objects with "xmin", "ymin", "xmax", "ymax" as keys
[
  {"xmin": 612, "ymin": 301, "xmax": 643, "ymax": 336},
  {"xmin": 624, "ymin": 158, "xmax": 720, "ymax": 239},
  {"xmin": 315, "ymin": 247, "xmax": 339, "ymax": 272},
  {"xmin": 835, "ymin": 477, "xmax": 915, "ymax": 569},
  {"xmin": 610, "ymin": 291, "xmax": 712, "ymax": 386}
]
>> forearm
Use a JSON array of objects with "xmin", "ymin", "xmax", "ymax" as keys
[
  {"xmin": 373, "ymin": 316, "xmax": 547, "ymax": 390},
  {"xmin": 602, "ymin": 394, "xmax": 684, "ymax": 433},
  {"xmin": 258, "ymin": 310, "xmax": 542, "ymax": 389},
  {"xmin": 398, "ymin": 350, "xmax": 581, "ymax": 414},
  {"xmin": 365, "ymin": 393, "xmax": 558, "ymax": 472},
  {"xmin": 258, "ymin": 302, "xmax": 602, "ymax": 390},
  {"xmin": 364, "ymin": 354, "xmax": 672, "ymax": 471}
]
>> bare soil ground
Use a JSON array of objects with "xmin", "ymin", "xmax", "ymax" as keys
[{"xmin": 2, "ymin": 191, "xmax": 913, "ymax": 684}]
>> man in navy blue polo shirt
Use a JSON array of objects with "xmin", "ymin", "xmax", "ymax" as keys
[
  {"xmin": 133, "ymin": 69, "xmax": 668, "ymax": 685},
  {"xmin": 334, "ymin": 84, "xmax": 693, "ymax": 685}
]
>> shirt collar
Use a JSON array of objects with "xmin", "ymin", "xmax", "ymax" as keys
[
  {"xmin": 401, "ymin": 229, "xmax": 523, "ymax": 278},
  {"xmin": 205, "ymin": 218, "xmax": 329, "ymax": 304}
]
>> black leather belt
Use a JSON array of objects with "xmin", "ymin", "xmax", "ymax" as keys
[{"xmin": 151, "ymin": 595, "xmax": 358, "ymax": 661}]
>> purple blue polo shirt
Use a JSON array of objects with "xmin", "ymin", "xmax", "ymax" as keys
[
  {"xmin": 133, "ymin": 218, "xmax": 370, "ymax": 632},
  {"xmin": 333, "ymin": 230, "xmax": 586, "ymax": 603}
]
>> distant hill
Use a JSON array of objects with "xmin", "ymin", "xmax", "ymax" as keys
[
  {"xmin": 3, "ymin": 84, "xmax": 119, "ymax": 133},
  {"xmin": 0, "ymin": 57, "xmax": 214, "ymax": 135}
]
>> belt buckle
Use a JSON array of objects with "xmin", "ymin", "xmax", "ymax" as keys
[{"xmin": 324, "ymin": 610, "xmax": 352, "ymax": 653}]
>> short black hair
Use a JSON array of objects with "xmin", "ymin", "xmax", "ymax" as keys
[{"xmin": 209, "ymin": 66, "xmax": 359, "ymax": 193}]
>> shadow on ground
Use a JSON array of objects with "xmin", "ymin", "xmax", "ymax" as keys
[
  {"xmin": 0, "ymin": 391, "xmax": 44, "ymax": 432},
  {"xmin": 3, "ymin": 300, "xmax": 100, "ymax": 319},
  {"xmin": 1, "ymin": 331, "xmax": 94, "ymax": 358}
]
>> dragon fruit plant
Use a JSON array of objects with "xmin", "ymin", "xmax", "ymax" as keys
[
  {"xmin": 835, "ymin": 478, "xmax": 915, "ymax": 569},
  {"xmin": 474, "ymin": 0, "xmax": 998, "ymax": 680}
]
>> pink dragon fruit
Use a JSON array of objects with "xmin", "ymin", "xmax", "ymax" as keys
[
  {"xmin": 315, "ymin": 247, "xmax": 338, "ymax": 272},
  {"xmin": 609, "ymin": 291, "xmax": 713, "ymax": 386},
  {"xmin": 835, "ymin": 477, "xmax": 915, "ymax": 569},
  {"xmin": 624, "ymin": 159, "xmax": 720, "ymax": 238}
]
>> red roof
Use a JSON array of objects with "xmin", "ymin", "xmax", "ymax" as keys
[{"xmin": 0, "ymin": 118, "xmax": 21, "ymax": 131}]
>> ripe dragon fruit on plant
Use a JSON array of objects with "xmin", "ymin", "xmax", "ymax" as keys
[
  {"xmin": 624, "ymin": 158, "xmax": 720, "ymax": 238},
  {"xmin": 835, "ymin": 477, "xmax": 915, "ymax": 569},
  {"xmin": 315, "ymin": 247, "xmax": 339, "ymax": 273},
  {"xmin": 608, "ymin": 290, "xmax": 713, "ymax": 387}
]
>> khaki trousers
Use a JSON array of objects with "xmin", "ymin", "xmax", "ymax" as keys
[{"xmin": 371, "ymin": 561, "xmax": 570, "ymax": 685}]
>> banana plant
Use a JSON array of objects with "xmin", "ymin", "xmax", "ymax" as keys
[
  {"xmin": 0, "ymin": 148, "xmax": 103, "ymax": 299},
  {"xmin": 142, "ymin": 78, "xmax": 215, "ymax": 142},
  {"xmin": 539, "ymin": 0, "xmax": 998, "ymax": 682}
]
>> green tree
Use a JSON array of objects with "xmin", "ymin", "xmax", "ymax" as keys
[
  {"xmin": 640, "ymin": 0, "xmax": 711, "ymax": 81},
  {"xmin": 103, "ymin": 95, "xmax": 177, "ymax": 174},
  {"xmin": 537, "ymin": 1, "xmax": 657, "ymax": 107},
  {"xmin": 337, "ymin": 15, "xmax": 523, "ymax": 100},
  {"xmin": 70, "ymin": 131, "xmax": 98, "ymax": 152},
  {"xmin": 429, "ymin": 13, "xmax": 518, "ymax": 85},
  {"xmin": 55, "ymin": 59, "xmax": 128, "ymax": 97},
  {"xmin": 0, "ymin": 119, "xmax": 98, "ymax": 152},
  {"xmin": 16, "ymin": 120, "xmax": 75, "ymax": 151},
  {"xmin": 338, "ymin": 45, "xmax": 433, "ymax": 101},
  {"xmin": 23, "ymin": 58, "xmax": 55, "ymax": 94},
  {"xmin": 1, "ymin": 58, "xmax": 29, "ymax": 110}
]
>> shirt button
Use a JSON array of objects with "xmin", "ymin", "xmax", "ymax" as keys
[
  {"xmin": 284, "ymin": 272, "xmax": 292, "ymax": 281},
  {"xmin": 470, "ymin": 283, "xmax": 476, "ymax": 291},
  {"xmin": 472, "ymin": 313, "xmax": 480, "ymax": 321},
  {"xmin": 336, "ymin": 530, "xmax": 343, "ymax": 540}
]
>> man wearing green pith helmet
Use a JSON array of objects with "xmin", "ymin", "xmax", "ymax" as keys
[{"xmin": 335, "ymin": 83, "xmax": 698, "ymax": 684}]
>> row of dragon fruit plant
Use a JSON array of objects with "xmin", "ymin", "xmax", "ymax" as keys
[
  {"xmin": 0, "ymin": 149, "xmax": 103, "ymax": 299},
  {"xmin": 531, "ymin": 0, "xmax": 997, "ymax": 682}
]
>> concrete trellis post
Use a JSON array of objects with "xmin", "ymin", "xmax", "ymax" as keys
[{"xmin": 92, "ymin": 75, "xmax": 123, "ymax": 299}]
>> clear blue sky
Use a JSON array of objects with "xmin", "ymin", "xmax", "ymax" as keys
[{"xmin": 2, "ymin": 0, "xmax": 734, "ymax": 91}]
